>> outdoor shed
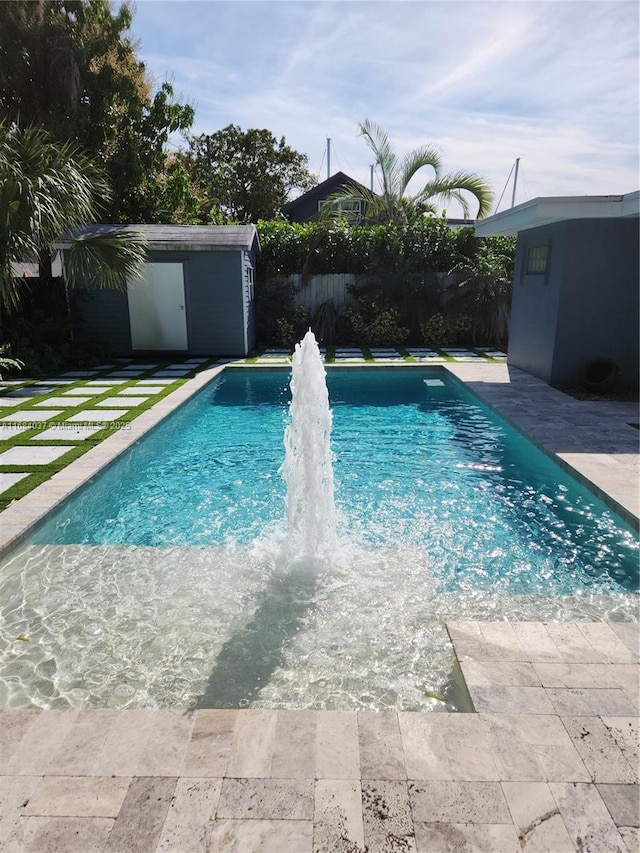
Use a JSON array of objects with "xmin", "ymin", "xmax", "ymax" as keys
[
  {"xmin": 475, "ymin": 192, "xmax": 639, "ymax": 389},
  {"xmin": 59, "ymin": 224, "xmax": 260, "ymax": 357}
]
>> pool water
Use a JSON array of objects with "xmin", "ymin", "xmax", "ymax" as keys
[{"xmin": 0, "ymin": 367, "xmax": 637, "ymax": 711}]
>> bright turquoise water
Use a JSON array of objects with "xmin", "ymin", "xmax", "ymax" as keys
[{"xmin": 35, "ymin": 367, "xmax": 638, "ymax": 596}]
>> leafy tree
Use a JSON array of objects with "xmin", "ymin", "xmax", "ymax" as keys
[
  {"xmin": 0, "ymin": 0, "xmax": 194, "ymax": 223},
  {"xmin": 323, "ymin": 119, "xmax": 494, "ymax": 223},
  {"xmin": 180, "ymin": 126, "xmax": 316, "ymax": 223},
  {"xmin": 0, "ymin": 123, "xmax": 146, "ymax": 317}
]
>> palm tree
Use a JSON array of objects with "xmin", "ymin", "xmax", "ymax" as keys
[
  {"xmin": 0, "ymin": 121, "xmax": 146, "ymax": 315},
  {"xmin": 322, "ymin": 119, "xmax": 493, "ymax": 223}
]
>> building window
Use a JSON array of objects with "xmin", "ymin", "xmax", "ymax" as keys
[
  {"xmin": 318, "ymin": 198, "xmax": 363, "ymax": 216},
  {"xmin": 526, "ymin": 245, "xmax": 549, "ymax": 275},
  {"xmin": 244, "ymin": 260, "xmax": 255, "ymax": 301}
]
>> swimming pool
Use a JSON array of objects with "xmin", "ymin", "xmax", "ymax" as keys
[{"xmin": 0, "ymin": 367, "xmax": 637, "ymax": 710}]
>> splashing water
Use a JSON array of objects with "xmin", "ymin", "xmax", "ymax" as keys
[{"xmin": 280, "ymin": 330, "xmax": 337, "ymax": 562}]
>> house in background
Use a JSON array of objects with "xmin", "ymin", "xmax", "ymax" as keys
[
  {"xmin": 57, "ymin": 225, "xmax": 260, "ymax": 358},
  {"xmin": 281, "ymin": 171, "xmax": 373, "ymax": 223},
  {"xmin": 476, "ymin": 191, "xmax": 639, "ymax": 389}
]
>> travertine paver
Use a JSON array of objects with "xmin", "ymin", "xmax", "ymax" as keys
[{"xmin": 0, "ymin": 621, "xmax": 637, "ymax": 852}]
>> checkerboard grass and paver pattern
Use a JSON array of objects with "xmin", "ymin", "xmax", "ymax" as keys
[
  {"xmin": 0, "ymin": 349, "xmax": 505, "ymax": 509},
  {"xmin": 0, "ymin": 358, "xmax": 213, "ymax": 510}
]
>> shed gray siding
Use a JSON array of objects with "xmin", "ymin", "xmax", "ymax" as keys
[
  {"xmin": 508, "ymin": 218, "xmax": 639, "ymax": 387},
  {"xmin": 72, "ymin": 285, "xmax": 131, "ymax": 352},
  {"xmin": 68, "ymin": 226, "xmax": 259, "ymax": 357}
]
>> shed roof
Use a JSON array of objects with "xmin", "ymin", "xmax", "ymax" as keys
[
  {"xmin": 475, "ymin": 191, "xmax": 640, "ymax": 237},
  {"xmin": 56, "ymin": 224, "xmax": 260, "ymax": 252}
]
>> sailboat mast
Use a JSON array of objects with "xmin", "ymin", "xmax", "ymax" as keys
[{"xmin": 511, "ymin": 157, "xmax": 520, "ymax": 207}]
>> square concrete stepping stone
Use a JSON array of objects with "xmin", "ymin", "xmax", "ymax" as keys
[
  {"xmin": 123, "ymin": 363, "xmax": 158, "ymax": 369},
  {"xmin": 150, "ymin": 370, "xmax": 191, "ymax": 378},
  {"xmin": 59, "ymin": 370, "xmax": 100, "ymax": 377},
  {"xmin": 0, "ymin": 425, "xmax": 28, "ymax": 439},
  {"xmin": 106, "ymin": 370, "xmax": 147, "ymax": 377},
  {"xmin": 6, "ymin": 386, "xmax": 53, "ymax": 397},
  {"xmin": 0, "ymin": 472, "xmax": 31, "ymax": 494},
  {"xmin": 164, "ymin": 363, "xmax": 197, "ymax": 370},
  {"xmin": 0, "ymin": 397, "xmax": 31, "ymax": 407},
  {"xmin": 85, "ymin": 380, "xmax": 125, "ymax": 386},
  {"xmin": 66, "ymin": 410, "xmax": 129, "ymax": 422},
  {"xmin": 62, "ymin": 387, "xmax": 109, "ymax": 396},
  {"xmin": 95, "ymin": 397, "xmax": 148, "ymax": 407},
  {"xmin": 119, "ymin": 386, "xmax": 164, "ymax": 395},
  {"xmin": 0, "ymin": 445, "xmax": 73, "ymax": 465},
  {"xmin": 136, "ymin": 379, "xmax": 176, "ymax": 385},
  {"xmin": 33, "ymin": 397, "xmax": 92, "ymax": 407},
  {"xmin": 33, "ymin": 425, "xmax": 103, "ymax": 441},
  {"xmin": 1, "ymin": 410, "xmax": 63, "ymax": 422}
]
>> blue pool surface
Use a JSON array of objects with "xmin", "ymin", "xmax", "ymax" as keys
[{"xmin": 34, "ymin": 367, "xmax": 639, "ymax": 596}]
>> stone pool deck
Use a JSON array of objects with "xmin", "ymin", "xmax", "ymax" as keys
[
  {"xmin": 0, "ymin": 360, "xmax": 638, "ymax": 850},
  {"xmin": 1, "ymin": 620, "xmax": 638, "ymax": 852}
]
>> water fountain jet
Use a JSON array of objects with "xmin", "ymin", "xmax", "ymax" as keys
[{"xmin": 281, "ymin": 330, "xmax": 337, "ymax": 562}]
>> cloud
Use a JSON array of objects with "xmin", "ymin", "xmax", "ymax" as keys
[{"xmin": 129, "ymin": 0, "xmax": 639, "ymax": 215}]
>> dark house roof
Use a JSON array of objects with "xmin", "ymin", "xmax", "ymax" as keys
[
  {"xmin": 281, "ymin": 171, "xmax": 371, "ymax": 222},
  {"xmin": 55, "ymin": 224, "xmax": 260, "ymax": 252}
]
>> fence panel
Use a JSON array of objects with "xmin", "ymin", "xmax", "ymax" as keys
[{"xmin": 290, "ymin": 273, "xmax": 357, "ymax": 313}]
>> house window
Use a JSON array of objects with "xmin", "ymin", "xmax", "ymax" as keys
[
  {"xmin": 244, "ymin": 257, "xmax": 255, "ymax": 301},
  {"xmin": 526, "ymin": 245, "xmax": 549, "ymax": 275},
  {"xmin": 318, "ymin": 198, "xmax": 363, "ymax": 216}
]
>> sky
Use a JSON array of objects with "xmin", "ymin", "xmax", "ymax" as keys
[{"xmin": 127, "ymin": 0, "xmax": 639, "ymax": 217}]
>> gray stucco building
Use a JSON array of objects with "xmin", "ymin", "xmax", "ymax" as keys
[
  {"xmin": 476, "ymin": 192, "xmax": 639, "ymax": 389},
  {"xmin": 59, "ymin": 225, "xmax": 260, "ymax": 358}
]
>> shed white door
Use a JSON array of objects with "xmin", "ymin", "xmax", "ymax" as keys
[{"xmin": 127, "ymin": 262, "xmax": 188, "ymax": 350}]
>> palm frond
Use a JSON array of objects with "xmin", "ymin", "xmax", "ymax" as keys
[
  {"xmin": 64, "ymin": 228, "xmax": 148, "ymax": 291},
  {"xmin": 415, "ymin": 171, "xmax": 494, "ymax": 219},
  {"xmin": 358, "ymin": 119, "xmax": 398, "ymax": 197},
  {"xmin": 398, "ymin": 145, "xmax": 442, "ymax": 196}
]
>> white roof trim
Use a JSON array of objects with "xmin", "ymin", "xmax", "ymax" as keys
[{"xmin": 475, "ymin": 190, "xmax": 640, "ymax": 237}]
